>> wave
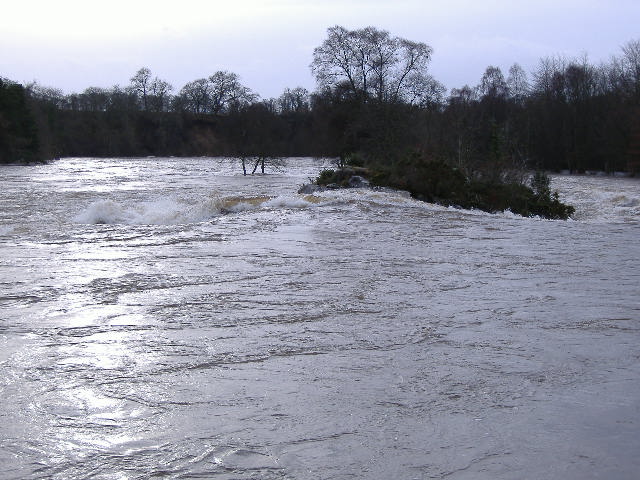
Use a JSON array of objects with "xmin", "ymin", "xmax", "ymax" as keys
[
  {"xmin": 73, "ymin": 176, "xmax": 640, "ymax": 226},
  {"xmin": 73, "ymin": 194, "xmax": 325, "ymax": 225},
  {"xmin": 552, "ymin": 176, "xmax": 640, "ymax": 223},
  {"xmin": 0, "ymin": 225, "xmax": 16, "ymax": 236}
]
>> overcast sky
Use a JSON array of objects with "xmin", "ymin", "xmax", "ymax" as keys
[{"xmin": 1, "ymin": 0, "xmax": 638, "ymax": 98}]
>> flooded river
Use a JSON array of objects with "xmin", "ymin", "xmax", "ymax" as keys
[{"xmin": 1, "ymin": 157, "xmax": 639, "ymax": 479}]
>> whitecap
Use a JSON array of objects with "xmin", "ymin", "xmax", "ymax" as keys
[{"xmin": 74, "ymin": 195, "xmax": 225, "ymax": 225}]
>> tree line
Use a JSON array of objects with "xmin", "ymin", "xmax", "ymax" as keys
[{"xmin": 1, "ymin": 26, "xmax": 639, "ymax": 179}]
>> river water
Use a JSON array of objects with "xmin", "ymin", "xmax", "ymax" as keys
[{"xmin": 1, "ymin": 157, "xmax": 639, "ymax": 479}]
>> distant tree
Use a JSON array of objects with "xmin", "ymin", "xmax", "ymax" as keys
[
  {"xmin": 403, "ymin": 74, "xmax": 446, "ymax": 109},
  {"xmin": 129, "ymin": 68, "xmax": 173, "ymax": 112},
  {"xmin": 148, "ymin": 77, "xmax": 173, "ymax": 112},
  {"xmin": 260, "ymin": 97, "xmax": 279, "ymax": 114},
  {"xmin": 506, "ymin": 63, "xmax": 529, "ymax": 103},
  {"xmin": 25, "ymin": 82, "xmax": 66, "ymax": 108},
  {"xmin": 478, "ymin": 66, "xmax": 508, "ymax": 100},
  {"xmin": 129, "ymin": 67, "xmax": 153, "ymax": 110},
  {"xmin": 564, "ymin": 58, "xmax": 598, "ymax": 104},
  {"xmin": 448, "ymin": 85, "xmax": 478, "ymax": 106},
  {"xmin": 107, "ymin": 85, "xmax": 139, "ymax": 112},
  {"xmin": 277, "ymin": 87, "xmax": 310, "ymax": 113},
  {"xmin": 621, "ymin": 39, "xmax": 640, "ymax": 99},
  {"xmin": 208, "ymin": 71, "xmax": 257, "ymax": 114},
  {"xmin": 311, "ymin": 25, "xmax": 433, "ymax": 104},
  {"xmin": 532, "ymin": 56, "xmax": 569, "ymax": 100},
  {"xmin": 79, "ymin": 87, "xmax": 110, "ymax": 111},
  {"xmin": 179, "ymin": 78, "xmax": 211, "ymax": 114}
]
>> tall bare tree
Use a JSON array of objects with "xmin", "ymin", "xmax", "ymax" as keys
[
  {"xmin": 129, "ymin": 67, "xmax": 173, "ymax": 112},
  {"xmin": 311, "ymin": 25, "xmax": 433, "ymax": 104},
  {"xmin": 129, "ymin": 67, "xmax": 153, "ymax": 110},
  {"xmin": 506, "ymin": 63, "xmax": 529, "ymax": 103},
  {"xmin": 621, "ymin": 39, "xmax": 640, "ymax": 99}
]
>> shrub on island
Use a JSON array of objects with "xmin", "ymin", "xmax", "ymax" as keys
[{"xmin": 311, "ymin": 153, "xmax": 575, "ymax": 220}]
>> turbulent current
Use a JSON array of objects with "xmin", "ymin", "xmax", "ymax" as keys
[{"xmin": 1, "ymin": 157, "xmax": 639, "ymax": 479}]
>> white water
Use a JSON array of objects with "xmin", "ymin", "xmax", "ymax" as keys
[{"xmin": 1, "ymin": 157, "xmax": 639, "ymax": 479}]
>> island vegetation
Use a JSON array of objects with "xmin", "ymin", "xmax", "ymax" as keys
[{"xmin": 1, "ymin": 26, "xmax": 639, "ymax": 218}]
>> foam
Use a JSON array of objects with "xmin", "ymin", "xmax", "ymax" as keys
[
  {"xmin": 73, "ymin": 193, "xmax": 323, "ymax": 225},
  {"xmin": 263, "ymin": 195, "xmax": 319, "ymax": 209},
  {"xmin": 553, "ymin": 176, "xmax": 640, "ymax": 223},
  {"xmin": 74, "ymin": 196, "xmax": 225, "ymax": 225}
]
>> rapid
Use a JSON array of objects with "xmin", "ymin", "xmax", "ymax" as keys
[{"xmin": 1, "ymin": 157, "xmax": 639, "ymax": 479}]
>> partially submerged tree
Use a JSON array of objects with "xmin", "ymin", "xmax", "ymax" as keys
[{"xmin": 224, "ymin": 103, "xmax": 287, "ymax": 175}]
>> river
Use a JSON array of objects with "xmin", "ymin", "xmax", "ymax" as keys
[{"xmin": 1, "ymin": 157, "xmax": 639, "ymax": 479}]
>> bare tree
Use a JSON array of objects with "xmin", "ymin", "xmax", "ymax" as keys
[
  {"xmin": 448, "ymin": 85, "xmax": 478, "ymax": 105},
  {"xmin": 392, "ymin": 38, "xmax": 433, "ymax": 103},
  {"xmin": 507, "ymin": 63, "xmax": 529, "ymax": 103},
  {"xmin": 311, "ymin": 25, "xmax": 433, "ymax": 104},
  {"xmin": 564, "ymin": 57, "xmax": 598, "ymax": 104},
  {"xmin": 532, "ymin": 56, "xmax": 568, "ymax": 99},
  {"xmin": 403, "ymin": 74, "xmax": 446, "ymax": 108},
  {"xmin": 148, "ymin": 77, "xmax": 173, "ymax": 112},
  {"xmin": 277, "ymin": 87, "xmax": 310, "ymax": 113},
  {"xmin": 311, "ymin": 26, "xmax": 361, "ymax": 99},
  {"xmin": 175, "ymin": 72, "xmax": 256, "ymax": 115},
  {"xmin": 208, "ymin": 71, "xmax": 257, "ymax": 115},
  {"xmin": 129, "ymin": 67, "xmax": 173, "ymax": 111},
  {"xmin": 129, "ymin": 67, "xmax": 153, "ymax": 110},
  {"xmin": 179, "ymin": 78, "xmax": 211, "ymax": 114},
  {"xmin": 479, "ymin": 66, "xmax": 508, "ymax": 99},
  {"xmin": 107, "ymin": 85, "xmax": 139, "ymax": 112},
  {"xmin": 621, "ymin": 39, "xmax": 640, "ymax": 99},
  {"xmin": 73, "ymin": 87, "xmax": 109, "ymax": 111},
  {"xmin": 25, "ymin": 82, "xmax": 65, "ymax": 108},
  {"xmin": 364, "ymin": 27, "xmax": 396, "ymax": 101}
]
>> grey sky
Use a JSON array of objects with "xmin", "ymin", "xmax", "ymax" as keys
[{"xmin": 1, "ymin": 0, "xmax": 638, "ymax": 98}]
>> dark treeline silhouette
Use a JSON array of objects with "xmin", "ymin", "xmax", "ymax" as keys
[
  {"xmin": 0, "ymin": 78, "xmax": 40, "ymax": 163},
  {"xmin": 0, "ymin": 70, "xmax": 318, "ymax": 162},
  {"xmin": 1, "ymin": 27, "xmax": 639, "ymax": 182}
]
